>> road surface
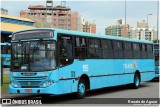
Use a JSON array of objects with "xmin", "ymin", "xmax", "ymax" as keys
[{"xmin": 2, "ymin": 80, "xmax": 159, "ymax": 106}]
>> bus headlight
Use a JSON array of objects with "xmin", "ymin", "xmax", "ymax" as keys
[
  {"xmin": 11, "ymin": 81, "xmax": 18, "ymax": 87},
  {"xmin": 40, "ymin": 80, "xmax": 54, "ymax": 87}
]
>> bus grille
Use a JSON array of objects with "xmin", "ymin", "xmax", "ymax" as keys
[
  {"xmin": 18, "ymin": 81, "xmax": 41, "ymax": 87},
  {"xmin": 14, "ymin": 76, "xmax": 48, "ymax": 87}
]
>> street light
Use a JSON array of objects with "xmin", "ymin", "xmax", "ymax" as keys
[
  {"xmin": 146, "ymin": 13, "xmax": 152, "ymax": 40},
  {"xmin": 157, "ymin": 1, "xmax": 159, "ymax": 43},
  {"xmin": 125, "ymin": 0, "xmax": 126, "ymax": 27}
]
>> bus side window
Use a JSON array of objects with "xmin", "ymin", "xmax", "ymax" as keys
[
  {"xmin": 141, "ymin": 44, "xmax": 147, "ymax": 59},
  {"xmin": 147, "ymin": 44, "xmax": 153, "ymax": 59},
  {"xmin": 88, "ymin": 38, "xmax": 101, "ymax": 58},
  {"xmin": 75, "ymin": 37, "xmax": 87, "ymax": 58},
  {"xmin": 124, "ymin": 42, "xmax": 132, "ymax": 59},
  {"xmin": 113, "ymin": 41, "xmax": 124, "ymax": 59},
  {"xmin": 101, "ymin": 39, "xmax": 113, "ymax": 59},
  {"xmin": 133, "ymin": 43, "xmax": 141, "ymax": 59},
  {"xmin": 58, "ymin": 35, "xmax": 74, "ymax": 66}
]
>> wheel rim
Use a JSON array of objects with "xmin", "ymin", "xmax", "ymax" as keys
[
  {"xmin": 78, "ymin": 83, "xmax": 85, "ymax": 95},
  {"xmin": 135, "ymin": 77, "xmax": 139, "ymax": 87}
]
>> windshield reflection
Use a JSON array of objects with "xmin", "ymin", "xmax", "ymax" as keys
[{"xmin": 12, "ymin": 41, "xmax": 56, "ymax": 72}]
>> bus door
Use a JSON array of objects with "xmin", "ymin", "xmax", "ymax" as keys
[{"xmin": 58, "ymin": 34, "xmax": 75, "ymax": 93}]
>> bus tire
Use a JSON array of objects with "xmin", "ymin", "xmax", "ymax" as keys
[
  {"xmin": 76, "ymin": 79, "xmax": 86, "ymax": 99},
  {"xmin": 132, "ymin": 73, "xmax": 140, "ymax": 89}
]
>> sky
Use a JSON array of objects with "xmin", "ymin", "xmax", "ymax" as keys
[{"xmin": 1, "ymin": 0, "xmax": 159, "ymax": 34}]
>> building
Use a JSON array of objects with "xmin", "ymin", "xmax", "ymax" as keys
[
  {"xmin": 1, "ymin": 8, "xmax": 8, "ymax": 15},
  {"xmin": 105, "ymin": 19, "xmax": 128, "ymax": 37},
  {"xmin": 20, "ymin": 1, "xmax": 96, "ymax": 33},
  {"xmin": 127, "ymin": 27, "xmax": 157, "ymax": 41},
  {"xmin": 127, "ymin": 20, "xmax": 157, "ymax": 41},
  {"xmin": 0, "ymin": 14, "xmax": 35, "ymax": 43},
  {"xmin": 82, "ymin": 21, "xmax": 96, "ymax": 34},
  {"xmin": 20, "ymin": 3, "xmax": 72, "ymax": 29},
  {"xmin": 137, "ymin": 20, "xmax": 147, "ymax": 28}
]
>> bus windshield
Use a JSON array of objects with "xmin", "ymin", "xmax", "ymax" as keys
[{"xmin": 11, "ymin": 40, "xmax": 56, "ymax": 72}]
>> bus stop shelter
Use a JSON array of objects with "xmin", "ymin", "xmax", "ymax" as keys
[{"xmin": 0, "ymin": 14, "xmax": 36, "ymax": 42}]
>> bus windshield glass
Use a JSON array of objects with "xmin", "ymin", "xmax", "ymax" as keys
[{"xmin": 11, "ymin": 41, "xmax": 56, "ymax": 72}]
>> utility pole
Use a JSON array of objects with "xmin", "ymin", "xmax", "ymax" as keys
[
  {"xmin": 157, "ymin": 1, "xmax": 159, "ymax": 43},
  {"xmin": 125, "ymin": 0, "xmax": 126, "ymax": 27},
  {"xmin": 147, "ymin": 14, "xmax": 152, "ymax": 40}
]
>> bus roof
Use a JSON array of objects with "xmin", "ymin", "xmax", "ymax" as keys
[{"xmin": 13, "ymin": 28, "xmax": 153, "ymax": 44}]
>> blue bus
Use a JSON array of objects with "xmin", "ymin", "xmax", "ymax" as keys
[
  {"xmin": 9, "ymin": 28, "xmax": 155, "ymax": 98},
  {"xmin": 154, "ymin": 43, "xmax": 159, "ymax": 79},
  {"xmin": 0, "ymin": 42, "xmax": 11, "ymax": 67}
]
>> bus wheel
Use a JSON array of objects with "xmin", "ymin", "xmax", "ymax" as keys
[
  {"xmin": 132, "ymin": 74, "xmax": 140, "ymax": 89},
  {"xmin": 76, "ymin": 79, "xmax": 86, "ymax": 99}
]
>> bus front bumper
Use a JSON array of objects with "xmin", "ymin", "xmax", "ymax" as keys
[{"xmin": 9, "ymin": 83, "xmax": 59, "ymax": 95}]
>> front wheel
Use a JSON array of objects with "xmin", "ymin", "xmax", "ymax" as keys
[{"xmin": 76, "ymin": 79, "xmax": 86, "ymax": 99}]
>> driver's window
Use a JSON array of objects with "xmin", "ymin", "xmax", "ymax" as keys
[{"xmin": 58, "ymin": 34, "xmax": 74, "ymax": 66}]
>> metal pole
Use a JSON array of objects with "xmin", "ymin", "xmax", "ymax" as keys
[
  {"xmin": 147, "ymin": 14, "xmax": 148, "ymax": 40},
  {"xmin": 147, "ymin": 14, "xmax": 152, "ymax": 27},
  {"xmin": 125, "ymin": 0, "xmax": 126, "ymax": 26},
  {"xmin": 146, "ymin": 14, "xmax": 152, "ymax": 40},
  {"xmin": 117, "ymin": 24, "xmax": 118, "ymax": 37},
  {"xmin": 125, "ymin": 0, "xmax": 128, "ymax": 38},
  {"xmin": 157, "ymin": 1, "xmax": 159, "ymax": 43},
  {"xmin": 1, "ymin": 57, "xmax": 3, "ymax": 86}
]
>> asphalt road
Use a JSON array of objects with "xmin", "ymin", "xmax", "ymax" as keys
[{"xmin": 4, "ymin": 79, "xmax": 159, "ymax": 106}]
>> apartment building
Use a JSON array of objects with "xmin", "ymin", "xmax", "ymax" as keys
[
  {"xmin": 82, "ymin": 21, "xmax": 96, "ymax": 34},
  {"xmin": 127, "ymin": 20, "xmax": 157, "ymax": 41},
  {"xmin": 20, "ymin": 0, "xmax": 96, "ymax": 33},
  {"xmin": 105, "ymin": 19, "xmax": 128, "ymax": 37},
  {"xmin": 1, "ymin": 8, "xmax": 8, "ymax": 15}
]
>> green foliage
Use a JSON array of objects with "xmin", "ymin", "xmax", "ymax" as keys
[
  {"xmin": 153, "ymin": 39, "xmax": 159, "ymax": 43},
  {"xmin": 0, "ymin": 74, "xmax": 10, "ymax": 91}
]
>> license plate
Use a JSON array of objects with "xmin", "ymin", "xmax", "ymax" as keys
[{"xmin": 25, "ymin": 89, "xmax": 32, "ymax": 93}]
